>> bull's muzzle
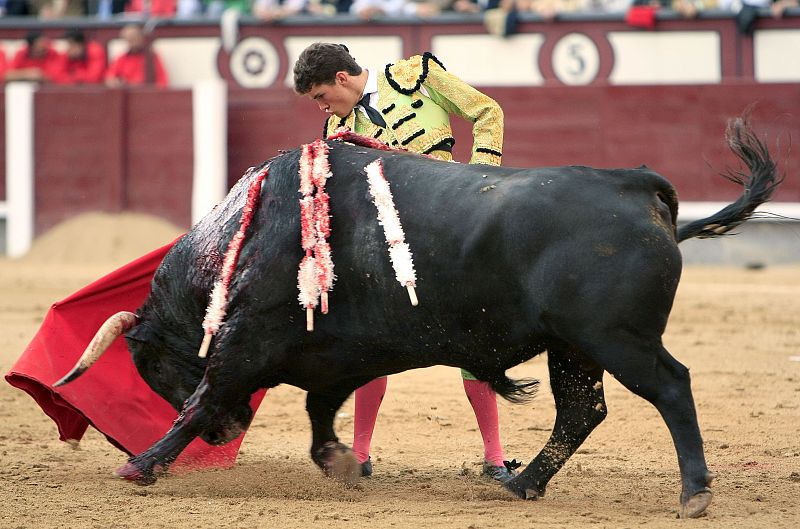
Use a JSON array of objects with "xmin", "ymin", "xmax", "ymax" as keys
[{"xmin": 53, "ymin": 311, "xmax": 138, "ymax": 387}]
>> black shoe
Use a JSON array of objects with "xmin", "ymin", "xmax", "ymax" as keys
[
  {"xmin": 482, "ymin": 459, "xmax": 521, "ymax": 483},
  {"xmin": 360, "ymin": 457, "xmax": 373, "ymax": 477}
]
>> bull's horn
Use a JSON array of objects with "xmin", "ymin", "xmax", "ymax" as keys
[{"xmin": 53, "ymin": 311, "xmax": 138, "ymax": 387}]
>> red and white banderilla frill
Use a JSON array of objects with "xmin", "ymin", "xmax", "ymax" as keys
[{"xmin": 297, "ymin": 140, "xmax": 334, "ymax": 331}]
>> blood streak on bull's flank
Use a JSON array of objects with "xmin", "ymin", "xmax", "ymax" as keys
[{"xmin": 199, "ymin": 165, "xmax": 270, "ymax": 358}]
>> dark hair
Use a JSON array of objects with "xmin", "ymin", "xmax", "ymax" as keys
[
  {"xmin": 25, "ymin": 30, "xmax": 43, "ymax": 47},
  {"xmin": 63, "ymin": 28, "xmax": 86, "ymax": 45},
  {"xmin": 293, "ymin": 42, "xmax": 362, "ymax": 94}
]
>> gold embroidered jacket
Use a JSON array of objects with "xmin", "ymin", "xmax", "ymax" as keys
[{"xmin": 323, "ymin": 53, "xmax": 504, "ymax": 166}]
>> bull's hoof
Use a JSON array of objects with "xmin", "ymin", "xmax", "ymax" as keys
[
  {"xmin": 115, "ymin": 461, "xmax": 157, "ymax": 486},
  {"xmin": 316, "ymin": 441, "xmax": 361, "ymax": 487},
  {"xmin": 503, "ymin": 477, "xmax": 544, "ymax": 500},
  {"xmin": 524, "ymin": 488, "xmax": 545, "ymax": 500},
  {"xmin": 679, "ymin": 490, "xmax": 713, "ymax": 519}
]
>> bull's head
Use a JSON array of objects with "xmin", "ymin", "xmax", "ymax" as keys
[
  {"xmin": 55, "ymin": 311, "xmax": 250, "ymax": 446},
  {"xmin": 124, "ymin": 320, "xmax": 206, "ymax": 412},
  {"xmin": 126, "ymin": 318, "xmax": 252, "ymax": 445}
]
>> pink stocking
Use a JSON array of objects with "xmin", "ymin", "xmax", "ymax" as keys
[
  {"xmin": 462, "ymin": 378, "xmax": 505, "ymax": 466},
  {"xmin": 352, "ymin": 376, "xmax": 388, "ymax": 464}
]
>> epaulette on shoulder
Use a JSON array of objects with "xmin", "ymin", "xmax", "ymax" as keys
[{"xmin": 385, "ymin": 52, "xmax": 447, "ymax": 95}]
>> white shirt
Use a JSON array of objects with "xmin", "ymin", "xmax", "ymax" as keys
[{"xmin": 358, "ymin": 66, "xmax": 380, "ymax": 121}]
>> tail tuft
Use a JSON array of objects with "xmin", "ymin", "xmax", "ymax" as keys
[
  {"xmin": 490, "ymin": 375, "xmax": 539, "ymax": 404},
  {"xmin": 677, "ymin": 111, "xmax": 783, "ymax": 243}
]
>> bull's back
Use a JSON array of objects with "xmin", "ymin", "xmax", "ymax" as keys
[
  {"xmin": 310, "ymin": 147, "xmax": 682, "ymax": 346},
  {"xmin": 150, "ymin": 143, "xmax": 683, "ymax": 361}
]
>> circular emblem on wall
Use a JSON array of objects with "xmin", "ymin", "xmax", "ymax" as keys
[
  {"xmin": 551, "ymin": 33, "xmax": 600, "ymax": 86},
  {"xmin": 229, "ymin": 37, "xmax": 279, "ymax": 89}
]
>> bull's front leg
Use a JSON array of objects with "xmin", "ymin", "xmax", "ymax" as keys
[
  {"xmin": 505, "ymin": 349, "xmax": 606, "ymax": 499},
  {"xmin": 306, "ymin": 390, "xmax": 361, "ymax": 486},
  {"xmin": 116, "ymin": 385, "xmax": 210, "ymax": 485},
  {"xmin": 116, "ymin": 377, "xmax": 253, "ymax": 485}
]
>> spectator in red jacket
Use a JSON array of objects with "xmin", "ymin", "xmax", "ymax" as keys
[
  {"xmin": 105, "ymin": 24, "xmax": 169, "ymax": 88},
  {"xmin": 126, "ymin": 0, "xmax": 178, "ymax": 15},
  {"xmin": 53, "ymin": 29, "xmax": 107, "ymax": 85},
  {"xmin": 5, "ymin": 30, "xmax": 63, "ymax": 83},
  {"xmin": 0, "ymin": 46, "xmax": 6, "ymax": 81}
]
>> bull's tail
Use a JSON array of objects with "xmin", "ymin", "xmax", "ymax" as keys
[
  {"xmin": 490, "ymin": 375, "xmax": 539, "ymax": 404},
  {"xmin": 677, "ymin": 114, "xmax": 783, "ymax": 243}
]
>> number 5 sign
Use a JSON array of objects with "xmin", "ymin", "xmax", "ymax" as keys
[{"xmin": 551, "ymin": 33, "xmax": 601, "ymax": 85}]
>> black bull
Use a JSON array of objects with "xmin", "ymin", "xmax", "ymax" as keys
[{"xmin": 57, "ymin": 117, "xmax": 780, "ymax": 518}]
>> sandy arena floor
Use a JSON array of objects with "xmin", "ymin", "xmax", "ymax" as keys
[{"xmin": 1, "ymin": 214, "xmax": 798, "ymax": 529}]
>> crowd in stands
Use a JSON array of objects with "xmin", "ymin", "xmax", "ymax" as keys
[
  {"xmin": 1, "ymin": 25, "xmax": 169, "ymax": 86},
  {"xmin": 0, "ymin": 0, "xmax": 796, "ymax": 20}
]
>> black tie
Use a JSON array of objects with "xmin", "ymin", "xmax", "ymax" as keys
[{"xmin": 358, "ymin": 94, "xmax": 386, "ymax": 128}]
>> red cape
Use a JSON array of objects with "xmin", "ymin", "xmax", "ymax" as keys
[{"xmin": 5, "ymin": 239, "xmax": 267, "ymax": 471}]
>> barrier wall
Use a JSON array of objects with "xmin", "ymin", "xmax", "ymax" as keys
[{"xmin": 33, "ymin": 88, "xmax": 193, "ymax": 234}]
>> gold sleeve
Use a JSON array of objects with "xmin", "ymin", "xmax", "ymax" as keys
[{"xmin": 418, "ymin": 55, "xmax": 504, "ymax": 166}]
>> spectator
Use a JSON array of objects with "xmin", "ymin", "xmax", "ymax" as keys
[
  {"xmin": 53, "ymin": 29, "xmax": 107, "ymax": 85},
  {"xmin": 106, "ymin": 24, "xmax": 169, "ymax": 88},
  {"xmin": 5, "ymin": 31, "xmax": 63, "ymax": 83},
  {"xmin": 174, "ymin": 0, "xmax": 203, "ymax": 15},
  {"xmin": 514, "ymin": 0, "xmax": 588, "ymax": 18},
  {"xmin": 586, "ymin": 0, "xmax": 633, "ymax": 12},
  {"xmin": 718, "ymin": 0, "xmax": 797, "ymax": 34},
  {"xmin": 350, "ymin": 0, "xmax": 443, "ymax": 19},
  {"xmin": 0, "ymin": 0, "xmax": 33, "ymax": 17},
  {"xmin": 506, "ymin": 0, "xmax": 632, "ymax": 17},
  {"xmin": 3, "ymin": 0, "xmax": 33, "ymax": 14},
  {"xmin": 630, "ymin": 0, "xmax": 715, "ymax": 18},
  {"xmin": 718, "ymin": 0, "xmax": 758, "ymax": 33},
  {"xmin": 203, "ymin": 0, "xmax": 253, "ymax": 16},
  {"xmin": 446, "ymin": 0, "xmax": 485, "ymax": 13},
  {"xmin": 84, "ymin": 0, "xmax": 128, "ymax": 17},
  {"xmin": 306, "ymin": 0, "xmax": 353, "ymax": 14},
  {"xmin": 483, "ymin": 0, "xmax": 519, "ymax": 36},
  {"xmin": 771, "ymin": 0, "xmax": 798, "ymax": 16},
  {"xmin": 126, "ymin": 0, "xmax": 178, "ymax": 15},
  {"xmin": 253, "ymin": 0, "xmax": 307, "ymax": 20},
  {"xmin": 31, "ymin": 0, "xmax": 85, "ymax": 17}
]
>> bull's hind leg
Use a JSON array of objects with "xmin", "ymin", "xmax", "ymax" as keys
[
  {"xmin": 505, "ymin": 349, "xmax": 606, "ymax": 500},
  {"xmin": 306, "ymin": 390, "xmax": 361, "ymax": 486},
  {"xmin": 594, "ymin": 340, "xmax": 713, "ymax": 518}
]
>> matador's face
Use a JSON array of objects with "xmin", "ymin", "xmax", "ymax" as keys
[{"xmin": 307, "ymin": 72, "xmax": 361, "ymax": 119}]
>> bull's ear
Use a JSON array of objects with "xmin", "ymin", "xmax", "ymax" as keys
[{"xmin": 125, "ymin": 322, "xmax": 153, "ymax": 343}]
